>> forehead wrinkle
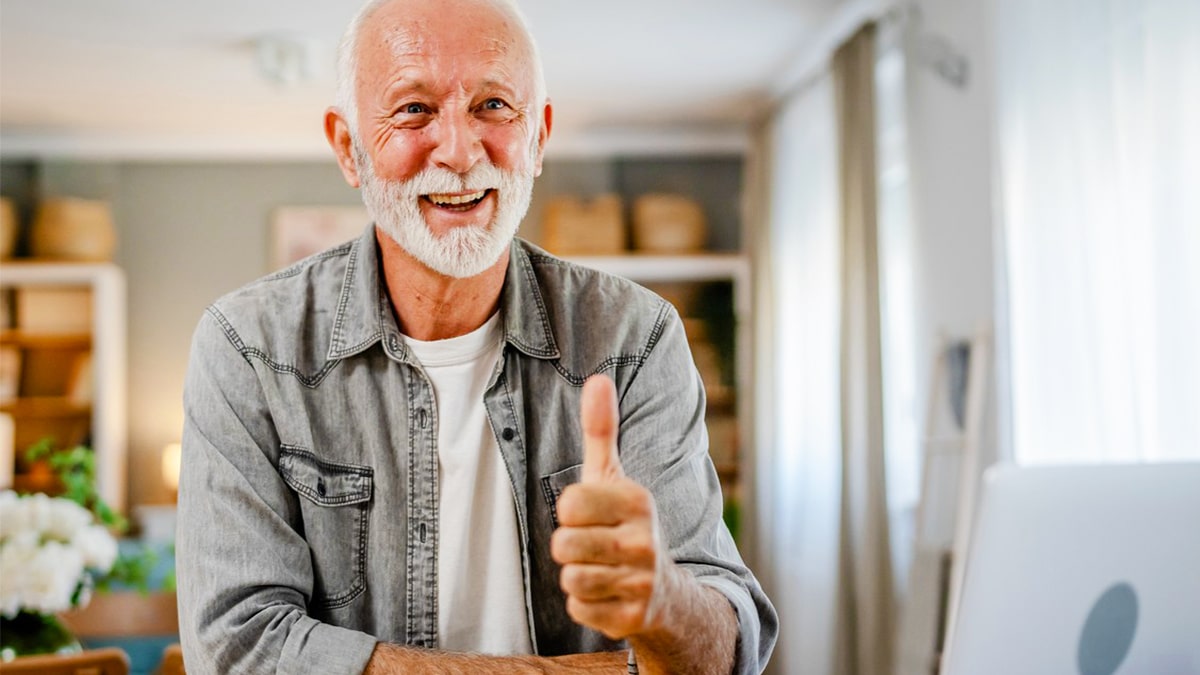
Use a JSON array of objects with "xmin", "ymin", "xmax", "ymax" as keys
[{"xmin": 354, "ymin": 0, "xmax": 541, "ymax": 113}]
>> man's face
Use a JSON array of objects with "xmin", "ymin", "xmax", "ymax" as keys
[{"xmin": 348, "ymin": 0, "xmax": 549, "ymax": 278}]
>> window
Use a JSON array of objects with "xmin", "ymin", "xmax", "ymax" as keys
[{"xmin": 995, "ymin": 0, "xmax": 1200, "ymax": 464}]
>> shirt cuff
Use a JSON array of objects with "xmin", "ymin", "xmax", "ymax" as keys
[
  {"xmin": 696, "ymin": 575, "xmax": 765, "ymax": 675},
  {"xmin": 279, "ymin": 614, "xmax": 379, "ymax": 675}
]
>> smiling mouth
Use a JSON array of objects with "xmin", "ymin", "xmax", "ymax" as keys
[{"xmin": 422, "ymin": 190, "xmax": 492, "ymax": 212}]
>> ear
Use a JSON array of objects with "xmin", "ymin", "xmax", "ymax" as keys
[
  {"xmin": 325, "ymin": 107, "xmax": 361, "ymax": 188},
  {"xmin": 533, "ymin": 100, "xmax": 553, "ymax": 177}
]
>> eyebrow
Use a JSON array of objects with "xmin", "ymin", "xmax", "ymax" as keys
[
  {"xmin": 379, "ymin": 75, "xmax": 433, "ymax": 103},
  {"xmin": 478, "ymin": 79, "xmax": 521, "ymax": 96}
]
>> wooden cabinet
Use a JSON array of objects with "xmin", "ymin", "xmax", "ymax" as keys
[{"xmin": 0, "ymin": 262, "xmax": 127, "ymax": 512}]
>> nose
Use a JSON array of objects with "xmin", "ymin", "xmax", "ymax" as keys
[{"xmin": 429, "ymin": 111, "xmax": 484, "ymax": 175}]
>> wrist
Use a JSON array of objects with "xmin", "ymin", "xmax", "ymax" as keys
[{"xmin": 627, "ymin": 566, "xmax": 738, "ymax": 675}]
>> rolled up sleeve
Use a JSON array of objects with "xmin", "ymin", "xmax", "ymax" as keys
[{"xmin": 619, "ymin": 302, "xmax": 779, "ymax": 674}]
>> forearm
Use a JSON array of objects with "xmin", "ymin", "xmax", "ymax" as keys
[
  {"xmin": 629, "ymin": 565, "xmax": 738, "ymax": 675},
  {"xmin": 364, "ymin": 644, "xmax": 627, "ymax": 674}
]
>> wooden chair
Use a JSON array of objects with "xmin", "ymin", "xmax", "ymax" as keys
[
  {"xmin": 0, "ymin": 647, "xmax": 129, "ymax": 675},
  {"xmin": 153, "ymin": 644, "xmax": 184, "ymax": 675},
  {"xmin": 59, "ymin": 592, "xmax": 179, "ymax": 638},
  {"xmin": 58, "ymin": 591, "xmax": 179, "ymax": 675}
]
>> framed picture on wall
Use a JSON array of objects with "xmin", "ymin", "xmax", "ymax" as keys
[{"xmin": 269, "ymin": 206, "xmax": 370, "ymax": 271}]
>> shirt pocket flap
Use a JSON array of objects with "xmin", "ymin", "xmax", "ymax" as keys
[
  {"xmin": 279, "ymin": 445, "xmax": 373, "ymax": 507},
  {"xmin": 540, "ymin": 463, "xmax": 583, "ymax": 528}
]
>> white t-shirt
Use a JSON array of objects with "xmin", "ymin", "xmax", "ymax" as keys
[{"xmin": 402, "ymin": 313, "xmax": 532, "ymax": 655}]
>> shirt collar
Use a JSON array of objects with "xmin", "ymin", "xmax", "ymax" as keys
[
  {"xmin": 500, "ymin": 238, "xmax": 560, "ymax": 360},
  {"xmin": 326, "ymin": 225, "xmax": 560, "ymax": 362}
]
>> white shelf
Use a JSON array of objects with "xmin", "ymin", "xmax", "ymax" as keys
[
  {"xmin": 564, "ymin": 253, "xmax": 748, "ymax": 283},
  {"xmin": 565, "ymin": 253, "xmax": 752, "ymax": 326},
  {"xmin": 0, "ymin": 261, "xmax": 127, "ymax": 513}
]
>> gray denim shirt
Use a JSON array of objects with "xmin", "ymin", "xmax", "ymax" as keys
[{"xmin": 177, "ymin": 225, "xmax": 777, "ymax": 674}]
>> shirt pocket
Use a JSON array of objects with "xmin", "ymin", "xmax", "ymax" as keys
[
  {"xmin": 539, "ymin": 463, "xmax": 583, "ymax": 529},
  {"xmin": 279, "ymin": 444, "xmax": 373, "ymax": 610}
]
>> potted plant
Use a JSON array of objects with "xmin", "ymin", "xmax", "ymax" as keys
[{"xmin": 0, "ymin": 440, "xmax": 168, "ymax": 661}]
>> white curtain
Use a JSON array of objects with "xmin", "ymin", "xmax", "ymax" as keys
[
  {"xmin": 755, "ymin": 72, "xmax": 842, "ymax": 675},
  {"xmin": 832, "ymin": 23, "xmax": 896, "ymax": 675},
  {"xmin": 995, "ymin": 0, "xmax": 1200, "ymax": 464}
]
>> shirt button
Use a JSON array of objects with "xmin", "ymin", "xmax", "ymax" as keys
[
  {"xmin": 418, "ymin": 408, "xmax": 428, "ymax": 428},
  {"xmin": 501, "ymin": 428, "xmax": 515, "ymax": 442},
  {"xmin": 316, "ymin": 478, "xmax": 326, "ymax": 497},
  {"xmin": 388, "ymin": 335, "xmax": 400, "ymax": 351}
]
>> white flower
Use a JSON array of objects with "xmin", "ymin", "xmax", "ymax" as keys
[
  {"xmin": 74, "ymin": 524, "xmax": 118, "ymax": 571},
  {"xmin": 44, "ymin": 496, "xmax": 94, "ymax": 544},
  {"xmin": 0, "ymin": 490, "xmax": 118, "ymax": 618}
]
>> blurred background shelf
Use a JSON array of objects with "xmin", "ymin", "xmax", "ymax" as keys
[
  {"xmin": 546, "ymin": 154, "xmax": 753, "ymax": 542},
  {"xmin": 0, "ymin": 330, "xmax": 92, "ymax": 349},
  {"xmin": 0, "ymin": 262, "xmax": 127, "ymax": 513},
  {"xmin": 563, "ymin": 253, "xmax": 748, "ymax": 283}
]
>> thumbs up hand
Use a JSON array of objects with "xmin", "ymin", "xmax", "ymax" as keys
[
  {"xmin": 579, "ymin": 373, "xmax": 624, "ymax": 484},
  {"xmin": 550, "ymin": 375, "xmax": 682, "ymax": 640}
]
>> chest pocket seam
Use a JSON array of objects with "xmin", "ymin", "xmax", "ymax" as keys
[
  {"xmin": 279, "ymin": 445, "xmax": 373, "ymax": 610},
  {"xmin": 540, "ymin": 463, "xmax": 583, "ymax": 529}
]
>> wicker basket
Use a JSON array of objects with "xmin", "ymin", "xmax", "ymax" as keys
[
  {"xmin": 631, "ymin": 193, "xmax": 707, "ymax": 253},
  {"xmin": 541, "ymin": 194, "xmax": 626, "ymax": 255},
  {"xmin": 30, "ymin": 198, "xmax": 116, "ymax": 261}
]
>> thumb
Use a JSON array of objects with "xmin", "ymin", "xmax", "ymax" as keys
[{"xmin": 580, "ymin": 374, "xmax": 623, "ymax": 483}]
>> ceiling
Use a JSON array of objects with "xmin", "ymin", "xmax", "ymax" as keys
[{"xmin": 0, "ymin": 0, "xmax": 849, "ymax": 160}]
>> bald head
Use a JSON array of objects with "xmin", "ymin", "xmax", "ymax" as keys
[{"xmin": 334, "ymin": 0, "xmax": 545, "ymax": 137}]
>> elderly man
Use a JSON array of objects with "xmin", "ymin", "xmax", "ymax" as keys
[{"xmin": 176, "ymin": 0, "xmax": 776, "ymax": 672}]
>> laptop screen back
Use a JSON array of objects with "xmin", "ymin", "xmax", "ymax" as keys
[{"xmin": 942, "ymin": 463, "xmax": 1200, "ymax": 675}]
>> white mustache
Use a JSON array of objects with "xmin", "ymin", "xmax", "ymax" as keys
[{"xmin": 398, "ymin": 164, "xmax": 506, "ymax": 199}]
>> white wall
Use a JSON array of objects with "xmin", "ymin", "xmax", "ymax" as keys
[{"xmin": 903, "ymin": 0, "xmax": 999, "ymax": 470}]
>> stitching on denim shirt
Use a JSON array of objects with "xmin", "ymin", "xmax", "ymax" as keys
[
  {"xmin": 495, "ymin": 374, "xmax": 527, "ymax": 518},
  {"xmin": 278, "ymin": 445, "xmax": 374, "ymax": 501},
  {"xmin": 403, "ymin": 372, "xmax": 423, "ymax": 642},
  {"xmin": 206, "ymin": 306, "xmax": 247, "ymax": 352},
  {"xmin": 619, "ymin": 301, "xmax": 672, "ymax": 397},
  {"xmin": 208, "ymin": 302, "xmax": 347, "ymax": 388},
  {"xmin": 525, "ymin": 253, "xmax": 571, "ymax": 267},
  {"xmin": 517, "ymin": 250, "xmax": 558, "ymax": 356},
  {"xmin": 328, "ymin": 239, "xmax": 362, "ymax": 355},
  {"xmin": 261, "ymin": 242, "xmax": 353, "ymax": 282},
  {"xmin": 277, "ymin": 445, "xmax": 371, "ymax": 609},
  {"xmin": 641, "ymin": 300, "xmax": 671, "ymax": 362},
  {"xmin": 540, "ymin": 476, "xmax": 562, "ymax": 527},
  {"xmin": 335, "ymin": 333, "xmax": 384, "ymax": 358},
  {"xmin": 551, "ymin": 354, "xmax": 645, "ymax": 386},
  {"xmin": 240, "ymin": 348, "xmax": 341, "ymax": 388}
]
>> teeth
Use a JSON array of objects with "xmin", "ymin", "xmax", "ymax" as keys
[{"xmin": 428, "ymin": 190, "xmax": 487, "ymax": 205}]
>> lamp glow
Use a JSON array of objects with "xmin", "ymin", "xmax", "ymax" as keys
[{"xmin": 162, "ymin": 442, "xmax": 182, "ymax": 494}]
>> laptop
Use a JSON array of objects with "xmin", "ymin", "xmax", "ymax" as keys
[{"xmin": 941, "ymin": 462, "xmax": 1200, "ymax": 675}]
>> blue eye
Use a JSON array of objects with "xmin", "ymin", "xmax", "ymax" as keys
[
  {"xmin": 483, "ymin": 99, "xmax": 507, "ymax": 110},
  {"xmin": 403, "ymin": 103, "xmax": 426, "ymax": 114}
]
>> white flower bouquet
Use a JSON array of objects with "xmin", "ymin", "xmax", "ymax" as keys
[{"xmin": 0, "ymin": 490, "xmax": 119, "ymax": 618}]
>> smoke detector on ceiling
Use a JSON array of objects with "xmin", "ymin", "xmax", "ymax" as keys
[{"xmin": 255, "ymin": 35, "xmax": 317, "ymax": 85}]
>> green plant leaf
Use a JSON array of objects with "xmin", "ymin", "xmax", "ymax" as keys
[{"xmin": 22, "ymin": 439, "xmax": 156, "ymax": 592}]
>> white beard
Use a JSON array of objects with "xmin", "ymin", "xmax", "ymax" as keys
[{"xmin": 354, "ymin": 144, "xmax": 535, "ymax": 279}]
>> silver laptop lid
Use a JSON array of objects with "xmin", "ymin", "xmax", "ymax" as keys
[{"xmin": 942, "ymin": 462, "xmax": 1200, "ymax": 675}]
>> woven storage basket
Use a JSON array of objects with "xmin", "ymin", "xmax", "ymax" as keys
[
  {"xmin": 542, "ymin": 194, "xmax": 626, "ymax": 255},
  {"xmin": 631, "ymin": 193, "xmax": 707, "ymax": 253},
  {"xmin": 31, "ymin": 197, "xmax": 116, "ymax": 261}
]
